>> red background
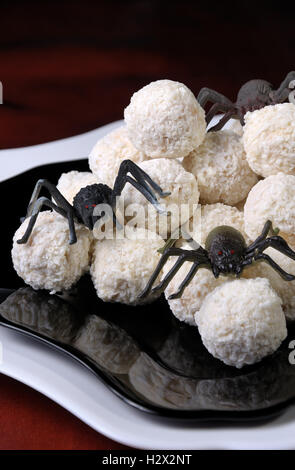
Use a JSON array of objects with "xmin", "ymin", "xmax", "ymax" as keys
[{"xmin": 0, "ymin": 0, "xmax": 294, "ymax": 449}]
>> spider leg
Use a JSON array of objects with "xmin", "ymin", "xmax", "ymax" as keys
[
  {"xmin": 197, "ymin": 87, "xmax": 233, "ymax": 109},
  {"xmin": 139, "ymin": 247, "xmax": 209, "ymax": 299},
  {"xmin": 254, "ymin": 253, "xmax": 295, "ymax": 281},
  {"xmin": 205, "ymin": 102, "xmax": 234, "ymax": 126},
  {"xmin": 17, "ymin": 197, "xmax": 77, "ymax": 245},
  {"xmin": 138, "ymin": 247, "xmax": 185, "ymax": 299},
  {"xmin": 272, "ymin": 71, "xmax": 295, "ymax": 102},
  {"xmin": 168, "ymin": 261, "xmax": 210, "ymax": 299},
  {"xmin": 111, "ymin": 160, "xmax": 170, "ymax": 214},
  {"xmin": 207, "ymin": 110, "xmax": 236, "ymax": 132},
  {"xmin": 25, "ymin": 179, "xmax": 73, "ymax": 217},
  {"xmin": 256, "ymin": 236, "xmax": 295, "ymax": 261},
  {"xmin": 246, "ymin": 220, "xmax": 275, "ymax": 253},
  {"xmin": 151, "ymin": 255, "xmax": 187, "ymax": 294}
]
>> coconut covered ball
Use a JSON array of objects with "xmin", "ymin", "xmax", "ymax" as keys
[
  {"xmin": 56, "ymin": 170, "xmax": 98, "ymax": 204},
  {"xmin": 194, "ymin": 203, "xmax": 248, "ymax": 245},
  {"xmin": 224, "ymin": 119, "xmax": 243, "ymax": 136},
  {"xmin": 182, "ymin": 130, "xmax": 258, "ymax": 205},
  {"xmin": 124, "ymin": 80, "xmax": 206, "ymax": 159},
  {"xmin": 12, "ymin": 211, "xmax": 92, "ymax": 292},
  {"xmin": 121, "ymin": 158, "xmax": 199, "ymax": 238},
  {"xmin": 196, "ymin": 278, "xmax": 287, "ymax": 368},
  {"xmin": 244, "ymin": 173, "xmax": 295, "ymax": 245},
  {"xmin": 243, "ymin": 103, "xmax": 295, "ymax": 177},
  {"xmin": 90, "ymin": 228, "xmax": 164, "ymax": 305},
  {"xmin": 89, "ymin": 126, "xmax": 148, "ymax": 187},
  {"xmin": 164, "ymin": 204, "xmax": 258, "ymax": 325}
]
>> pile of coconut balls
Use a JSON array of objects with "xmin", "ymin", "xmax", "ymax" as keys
[{"xmin": 11, "ymin": 79, "xmax": 295, "ymax": 369}]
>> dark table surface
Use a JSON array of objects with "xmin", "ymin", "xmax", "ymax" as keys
[{"xmin": 0, "ymin": 0, "xmax": 294, "ymax": 450}]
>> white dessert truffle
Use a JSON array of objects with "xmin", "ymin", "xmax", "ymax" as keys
[
  {"xmin": 196, "ymin": 278, "xmax": 287, "ymax": 368},
  {"xmin": 164, "ymin": 204, "xmax": 256, "ymax": 325},
  {"xmin": 89, "ymin": 126, "xmax": 148, "ymax": 187},
  {"xmin": 164, "ymin": 264, "xmax": 225, "ymax": 326},
  {"xmin": 224, "ymin": 119, "xmax": 243, "ymax": 136},
  {"xmin": 56, "ymin": 170, "xmax": 98, "ymax": 204},
  {"xmin": 90, "ymin": 228, "xmax": 164, "ymax": 305},
  {"xmin": 121, "ymin": 158, "xmax": 199, "ymax": 238},
  {"xmin": 124, "ymin": 80, "xmax": 206, "ymax": 159},
  {"xmin": 182, "ymin": 130, "xmax": 258, "ymax": 205},
  {"xmin": 12, "ymin": 211, "xmax": 92, "ymax": 292},
  {"xmin": 244, "ymin": 173, "xmax": 295, "ymax": 245},
  {"xmin": 243, "ymin": 103, "xmax": 295, "ymax": 177},
  {"xmin": 194, "ymin": 203, "xmax": 248, "ymax": 245}
]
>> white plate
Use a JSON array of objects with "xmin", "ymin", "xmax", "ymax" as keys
[{"xmin": 1, "ymin": 120, "xmax": 295, "ymax": 450}]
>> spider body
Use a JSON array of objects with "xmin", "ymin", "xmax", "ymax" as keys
[
  {"xmin": 205, "ymin": 226, "xmax": 246, "ymax": 277},
  {"xmin": 139, "ymin": 220, "xmax": 295, "ymax": 301},
  {"xmin": 197, "ymin": 71, "xmax": 295, "ymax": 132},
  {"xmin": 73, "ymin": 183, "xmax": 113, "ymax": 230},
  {"xmin": 17, "ymin": 159, "xmax": 170, "ymax": 245}
]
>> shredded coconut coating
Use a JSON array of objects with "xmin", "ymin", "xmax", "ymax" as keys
[
  {"xmin": 124, "ymin": 80, "xmax": 206, "ymax": 159},
  {"xmin": 243, "ymin": 103, "xmax": 295, "ymax": 177},
  {"xmin": 121, "ymin": 158, "xmax": 199, "ymax": 237},
  {"xmin": 89, "ymin": 126, "xmax": 148, "ymax": 187},
  {"xmin": 224, "ymin": 119, "xmax": 243, "ymax": 136},
  {"xmin": 90, "ymin": 228, "xmax": 164, "ymax": 305},
  {"xmin": 244, "ymin": 173, "xmax": 295, "ymax": 243},
  {"xmin": 74, "ymin": 314, "xmax": 140, "ymax": 374},
  {"xmin": 182, "ymin": 131, "xmax": 258, "ymax": 205},
  {"xmin": 195, "ymin": 203, "xmax": 248, "ymax": 245},
  {"xmin": 164, "ymin": 204, "xmax": 257, "ymax": 325},
  {"xmin": 56, "ymin": 171, "xmax": 98, "ymax": 204},
  {"xmin": 12, "ymin": 211, "xmax": 92, "ymax": 293},
  {"xmin": 235, "ymin": 198, "xmax": 246, "ymax": 212},
  {"xmin": 196, "ymin": 278, "xmax": 287, "ymax": 368}
]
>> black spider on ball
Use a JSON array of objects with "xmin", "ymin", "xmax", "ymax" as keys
[
  {"xmin": 139, "ymin": 220, "xmax": 295, "ymax": 300},
  {"xmin": 17, "ymin": 159, "xmax": 170, "ymax": 245},
  {"xmin": 197, "ymin": 71, "xmax": 295, "ymax": 132}
]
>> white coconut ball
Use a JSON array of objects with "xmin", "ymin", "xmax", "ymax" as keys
[
  {"xmin": 224, "ymin": 119, "xmax": 243, "ymax": 136},
  {"xmin": 194, "ymin": 203, "xmax": 248, "ymax": 245},
  {"xmin": 244, "ymin": 173, "xmax": 295, "ymax": 246},
  {"xmin": 89, "ymin": 126, "xmax": 148, "ymax": 187},
  {"xmin": 56, "ymin": 171, "xmax": 98, "ymax": 204},
  {"xmin": 164, "ymin": 204, "xmax": 257, "ymax": 325},
  {"xmin": 196, "ymin": 278, "xmax": 287, "ymax": 368},
  {"xmin": 243, "ymin": 103, "xmax": 295, "ymax": 177},
  {"xmin": 124, "ymin": 80, "xmax": 206, "ymax": 159},
  {"xmin": 182, "ymin": 130, "xmax": 258, "ymax": 205},
  {"xmin": 90, "ymin": 228, "xmax": 164, "ymax": 305},
  {"xmin": 12, "ymin": 211, "xmax": 92, "ymax": 293},
  {"xmin": 121, "ymin": 158, "xmax": 199, "ymax": 238}
]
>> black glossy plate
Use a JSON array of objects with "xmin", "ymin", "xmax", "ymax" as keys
[{"xmin": 2, "ymin": 160, "xmax": 295, "ymax": 422}]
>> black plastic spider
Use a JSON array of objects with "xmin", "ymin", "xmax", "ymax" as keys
[
  {"xmin": 197, "ymin": 71, "xmax": 295, "ymax": 132},
  {"xmin": 139, "ymin": 220, "xmax": 295, "ymax": 300},
  {"xmin": 17, "ymin": 159, "xmax": 170, "ymax": 245}
]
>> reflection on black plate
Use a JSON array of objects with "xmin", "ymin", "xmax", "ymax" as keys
[
  {"xmin": 1, "ymin": 160, "xmax": 295, "ymax": 422},
  {"xmin": 1, "ymin": 281, "xmax": 295, "ymax": 421}
]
